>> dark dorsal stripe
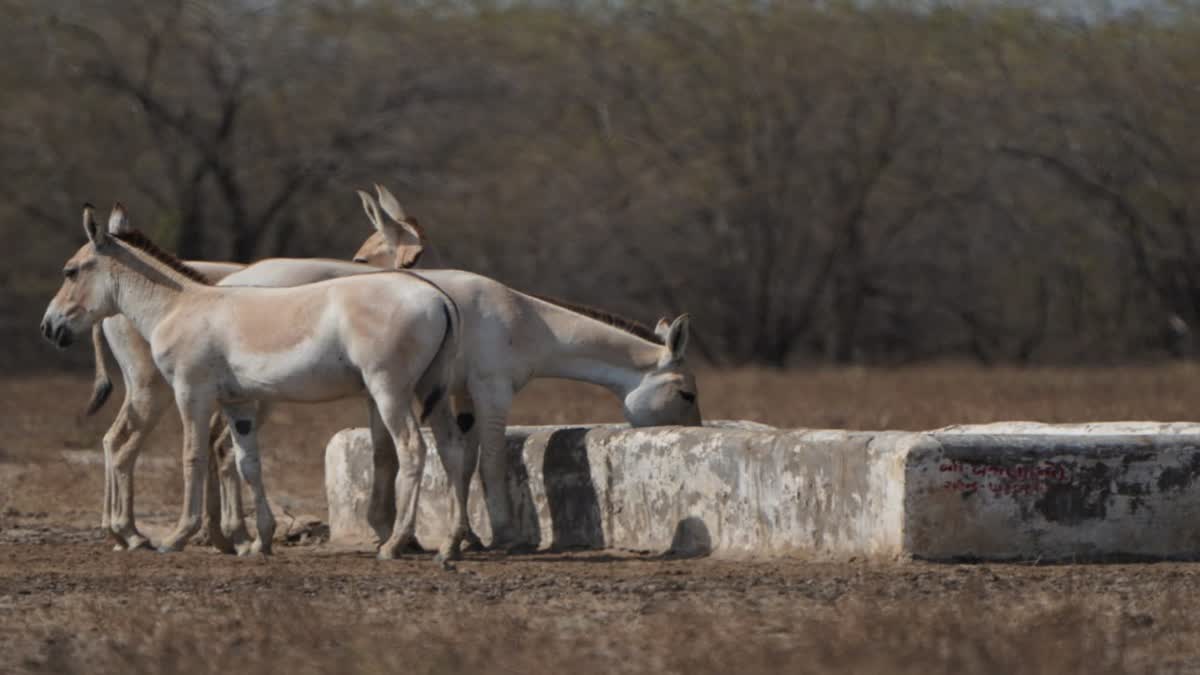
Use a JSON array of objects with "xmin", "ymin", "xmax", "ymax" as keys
[
  {"xmin": 113, "ymin": 229, "xmax": 211, "ymax": 285},
  {"xmin": 529, "ymin": 293, "xmax": 663, "ymax": 345}
]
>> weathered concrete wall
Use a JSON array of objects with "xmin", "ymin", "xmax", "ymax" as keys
[
  {"xmin": 911, "ymin": 422, "xmax": 1200, "ymax": 561},
  {"xmin": 325, "ymin": 421, "xmax": 1200, "ymax": 561},
  {"xmin": 326, "ymin": 422, "xmax": 918, "ymax": 558}
]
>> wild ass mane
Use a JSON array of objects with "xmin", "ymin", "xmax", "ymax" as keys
[
  {"xmin": 529, "ymin": 293, "xmax": 663, "ymax": 345},
  {"xmin": 403, "ymin": 216, "xmax": 427, "ymax": 240},
  {"xmin": 112, "ymin": 230, "xmax": 211, "ymax": 285}
]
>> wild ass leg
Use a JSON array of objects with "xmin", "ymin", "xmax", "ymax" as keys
[
  {"xmin": 106, "ymin": 372, "xmax": 171, "ymax": 552},
  {"xmin": 373, "ymin": 393, "xmax": 427, "ymax": 561},
  {"xmin": 101, "ymin": 415, "xmax": 118, "ymax": 549},
  {"xmin": 203, "ymin": 412, "xmax": 253, "ymax": 553},
  {"xmin": 102, "ymin": 317, "xmax": 170, "ymax": 551},
  {"xmin": 366, "ymin": 398, "xmax": 398, "ymax": 546},
  {"xmin": 430, "ymin": 404, "xmax": 470, "ymax": 567},
  {"xmin": 471, "ymin": 378, "xmax": 521, "ymax": 550},
  {"xmin": 157, "ymin": 391, "xmax": 214, "ymax": 553},
  {"xmin": 222, "ymin": 402, "xmax": 276, "ymax": 556},
  {"xmin": 198, "ymin": 415, "xmax": 233, "ymax": 553},
  {"xmin": 197, "ymin": 417, "xmax": 250, "ymax": 554},
  {"xmin": 218, "ymin": 426, "xmax": 251, "ymax": 547},
  {"xmin": 450, "ymin": 391, "xmax": 485, "ymax": 553}
]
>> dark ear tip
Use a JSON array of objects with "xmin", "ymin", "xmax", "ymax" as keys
[{"xmin": 82, "ymin": 202, "xmax": 95, "ymax": 210}]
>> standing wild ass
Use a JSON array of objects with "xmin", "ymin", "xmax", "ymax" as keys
[
  {"xmin": 224, "ymin": 190, "xmax": 702, "ymax": 552},
  {"xmin": 83, "ymin": 186, "xmax": 428, "ymax": 553},
  {"xmin": 41, "ymin": 204, "xmax": 465, "ymax": 562}
]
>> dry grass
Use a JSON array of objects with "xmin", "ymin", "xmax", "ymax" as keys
[
  {"xmin": 5, "ymin": 364, "xmax": 1200, "ymax": 674},
  {"xmin": 6, "ymin": 549, "xmax": 1200, "ymax": 675},
  {"xmin": 14, "ymin": 594, "xmax": 1152, "ymax": 675}
]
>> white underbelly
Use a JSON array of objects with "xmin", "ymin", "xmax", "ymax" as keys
[{"xmin": 224, "ymin": 341, "xmax": 364, "ymax": 403}]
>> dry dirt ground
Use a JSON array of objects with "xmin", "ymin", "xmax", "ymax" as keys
[{"xmin": 5, "ymin": 365, "xmax": 1200, "ymax": 674}]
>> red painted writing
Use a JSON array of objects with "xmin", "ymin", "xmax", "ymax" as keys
[
  {"xmin": 938, "ymin": 461, "xmax": 1070, "ymax": 495},
  {"xmin": 941, "ymin": 479, "xmax": 980, "ymax": 492}
]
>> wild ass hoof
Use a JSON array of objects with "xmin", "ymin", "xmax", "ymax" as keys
[
  {"xmin": 433, "ymin": 553, "xmax": 457, "ymax": 572},
  {"xmin": 155, "ymin": 544, "xmax": 184, "ymax": 554},
  {"xmin": 234, "ymin": 539, "xmax": 264, "ymax": 557},
  {"xmin": 193, "ymin": 524, "xmax": 237, "ymax": 555},
  {"xmin": 105, "ymin": 529, "xmax": 127, "ymax": 551},
  {"xmin": 376, "ymin": 536, "xmax": 413, "ymax": 560},
  {"xmin": 219, "ymin": 524, "xmax": 253, "ymax": 556},
  {"xmin": 123, "ymin": 534, "xmax": 153, "ymax": 552},
  {"xmin": 461, "ymin": 530, "xmax": 485, "ymax": 553},
  {"xmin": 208, "ymin": 538, "xmax": 237, "ymax": 556}
]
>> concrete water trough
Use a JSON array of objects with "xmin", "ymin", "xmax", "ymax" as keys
[{"xmin": 325, "ymin": 421, "xmax": 1200, "ymax": 561}]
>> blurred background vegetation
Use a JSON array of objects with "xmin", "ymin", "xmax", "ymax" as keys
[{"xmin": 3, "ymin": 0, "xmax": 1199, "ymax": 370}]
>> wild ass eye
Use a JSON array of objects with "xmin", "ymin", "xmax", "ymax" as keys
[
  {"xmin": 679, "ymin": 391, "xmax": 696, "ymax": 403},
  {"xmin": 64, "ymin": 267, "xmax": 78, "ymax": 280},
  {"xmin": 353, "ymin": 257, "xmax": 368, "ymax": 264}
]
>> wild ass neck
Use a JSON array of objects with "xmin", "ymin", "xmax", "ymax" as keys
[
  {"xmin": 107, "ymin": 239, "xmax": 206, "ymax": 341},
  {"xmin": 529, "ymin": 297, "xmax": 663, "ymax": 396}
]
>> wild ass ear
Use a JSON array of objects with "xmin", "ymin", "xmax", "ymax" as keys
[
  {"xmin": 107, "ymin": 202, "xmax": 133, "ymax": 236},
  {"xmin": 374, "ymin": 184, "xmax": 422, "ymax": 242},
  {"xmin": 654, "ymin": 317, "xmax": 671, "ymax": 341},
  {"xmin": 374, "ymin": 183, "xmax": 407, "ymax": 221},
  {"xmin": 663, "ymin": 314, "xmax": 690, "ymax": 363},
  {"xmin": 357, "ymin": 189, "xmax": 383, "ymax": 231},
  {"xmin": 82, "ymin": 203, "xmax": 108, "ymax": 247}
]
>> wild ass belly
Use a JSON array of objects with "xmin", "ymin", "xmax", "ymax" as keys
[{"xmin": 219, "ymin": 338, "xmax": 365, "ymax": 404}]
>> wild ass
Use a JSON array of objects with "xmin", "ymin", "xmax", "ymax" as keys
[
  {"xmin": 224, "ymin": 190, "xmax": 702, "ymax": 551},
  {"xmin": 42, "ymin": 204, "xmax": 464, "ymax": 561},
  {"xmin": 84, "ymin": 186, "xmax": 428, "ymax": 553}
]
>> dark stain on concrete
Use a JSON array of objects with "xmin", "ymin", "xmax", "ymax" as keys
[
  {"xmin": 1114, "ymin": 481, "xmax": 1149, "ymax": 496},
  {"xmin": 1157, "ymin": 454, "xmax": 1200, "ymax": 492},
  {"xmin": 1121, "ymin": 452, "xmax": 1156, "ymax": 467},
  {"xmin": 543, "ymin": 428, "xmax": 604, "ymax": 550},
  {"xmin": 497, "ymin": 433, "xmax": 542, "ymax": 549},
  {"xmin": 1035, "ymin": 462, "xmax": 1111, "ymax": 525}
]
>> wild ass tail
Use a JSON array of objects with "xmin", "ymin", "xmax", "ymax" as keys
[
  {"xmin": 84, "ymin": 323, "xmax": 114, "ymax": 416},
  {"xmin": 414, "ymin": 295, "xmax": 460, "ymax": 423}
]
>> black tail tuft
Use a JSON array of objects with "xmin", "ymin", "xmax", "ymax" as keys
[
  {"xmin": 84, "ymin": 378, "xmax": 113, "ymax": 416},
  {"xmin": 421, "ymin": 386, "xmax": 445, "ymax": 422}
]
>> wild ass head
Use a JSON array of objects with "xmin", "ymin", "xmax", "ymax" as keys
[
  {"xmin": 624, "ymin": 314, "xmax": 701, "ymax": 427},
  {"xmin": 354, "ymin": 184, "xmax": 426, "ymax": 269},
  {"xmin": 41, "ymin": 204, "xmax": 138, "ymax": 348}
]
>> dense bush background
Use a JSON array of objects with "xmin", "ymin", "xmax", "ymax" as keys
[{"xmin": 4, "ymin": 0, "xmax": 1199, "ymax": 369}]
